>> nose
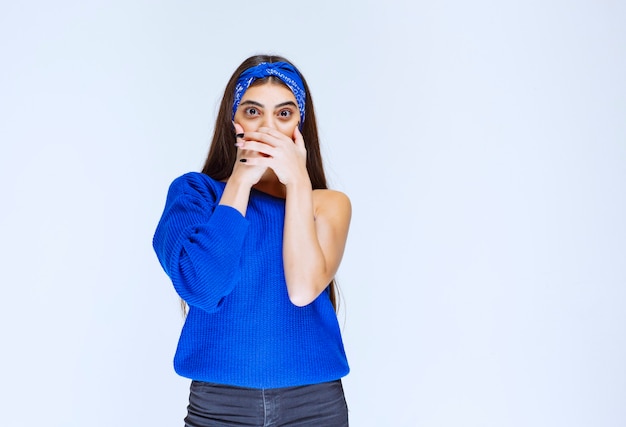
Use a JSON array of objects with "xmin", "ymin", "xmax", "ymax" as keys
[{"xmin": 260, "ymin": 114, "xmax": 277, "ymax": 130}]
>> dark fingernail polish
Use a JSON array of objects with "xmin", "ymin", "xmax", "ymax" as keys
[
  {"xmin": 236, "ymin": 133, "xmax": 244, "ymax": 138},
  {"xmin": 239, "ymin": 158, "xmax": 247, "ymax": 163}
]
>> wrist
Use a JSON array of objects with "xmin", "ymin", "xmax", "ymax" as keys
[
  {"xmin": 226, "ymin": 174, "xmax": 255, "ymax": 191},
  {"xmin": 285, "ymin": 174, "xmax": 312, "ymax": 193}
]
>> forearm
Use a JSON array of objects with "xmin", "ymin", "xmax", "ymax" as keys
[
  {"xmin": 219, "ymin": 176, "xmax": 253, "ymax": 216},
  {"xmin": 167, "ymin": 206, "xmax": 248, "ymax": 311},
  {"xmin": 152, "ymin": 174, "xmax": 250, "ymax": 312},
  {"xmin": 282, "ymin": 179, "xmax": 330, "ymax": 306}
]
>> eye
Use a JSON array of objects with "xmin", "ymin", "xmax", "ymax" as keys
[
  {"xmin": 244, "ymin": 107, "xmax": 260, "ymax": 116},
  {"xmin": 278, "ymin": 109, "xmax": 293, "ymax": 119}
]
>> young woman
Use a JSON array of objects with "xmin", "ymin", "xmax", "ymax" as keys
[{"xmin": 153, "ymin": 55, "xmax": 351, "ymax": 426}]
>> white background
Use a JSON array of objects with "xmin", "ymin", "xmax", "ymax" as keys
[{"xmin": 1, "ymin": 1, "xmax": 625, "ymax": 426}]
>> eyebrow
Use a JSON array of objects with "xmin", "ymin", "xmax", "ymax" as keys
[{"xmin": 239, "ymin": 100, "xmax": 298, "ymax": 109}]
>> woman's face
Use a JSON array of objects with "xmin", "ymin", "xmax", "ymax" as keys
[{"xmin": 234, "ymin": 82, "xmax": 300, "ymax": 136}]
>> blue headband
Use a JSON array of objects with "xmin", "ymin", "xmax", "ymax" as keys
[{"xmin": 232, "ymin": 62, "xmax": 306, "ymax": 126}]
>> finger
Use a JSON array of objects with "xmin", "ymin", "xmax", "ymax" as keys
[
  {"xmin": 239, "ymin": 141, "xmax": 274, "ymax": 157},
  {"xmin": 244, "ymin": 128, "xmax": 289, "ymax": 147},
  {"xmin": 293, "ymin": 124, "xmax": 305, "ymax": 148},
  {"xmin": 238, "ymin": 156, "xmax": 271, "ymax": 166},
  {"xmin": 256, "ymin": 127, "xmax": 285, "ymax": 139},
  {"xmin": 233, "ymin": 122, "xmax": 245, "ymax": 148}
]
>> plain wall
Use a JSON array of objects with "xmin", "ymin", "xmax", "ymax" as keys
[{"xmin": 1, "ymin": 1, "xmax": 625, "ymax": 425}]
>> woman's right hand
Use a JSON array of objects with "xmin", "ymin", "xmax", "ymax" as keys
[
  {"xmin": 217, "ymin": 123, "xmax": 267, "ymax": 216},
  {"xmin": 230, "ymin": 122, "xmax": 268, "ymax": 187}
]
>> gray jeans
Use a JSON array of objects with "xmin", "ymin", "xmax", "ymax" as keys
[{"xmin": 184, "ymin": 379, "xmax": 349, "ymax": 427}]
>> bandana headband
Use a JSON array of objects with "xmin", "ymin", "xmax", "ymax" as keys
[{"xmin": 232, "ymin": 62, "xmax": 306, "ymax": 126}]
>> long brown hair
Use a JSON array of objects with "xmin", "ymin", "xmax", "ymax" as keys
[{"xmin": 199, "ymin": 54, "xmax": 339, "ymax": 310}]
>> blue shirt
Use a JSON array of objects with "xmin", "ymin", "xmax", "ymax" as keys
[{"xmin": 153, "ymin": 172, "xmax": 349, "ymax": 388}]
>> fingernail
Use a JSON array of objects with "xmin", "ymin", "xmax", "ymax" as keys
[
  {"xmin": 236, "ymin": 133, "xmax": 244, "ymax": 138},
  {"xmin": 239, "ymin": 158, "xmax": 247, "ymax": 163}
]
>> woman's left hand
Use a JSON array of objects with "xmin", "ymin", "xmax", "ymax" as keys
[{"xmin": 237, "ymin": 126, "xmax": 309, "ymax": 186}]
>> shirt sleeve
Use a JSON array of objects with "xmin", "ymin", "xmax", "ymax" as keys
[{"xmin": 152, "ymin": 173, "xmax": 249, "ymax": 312}]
